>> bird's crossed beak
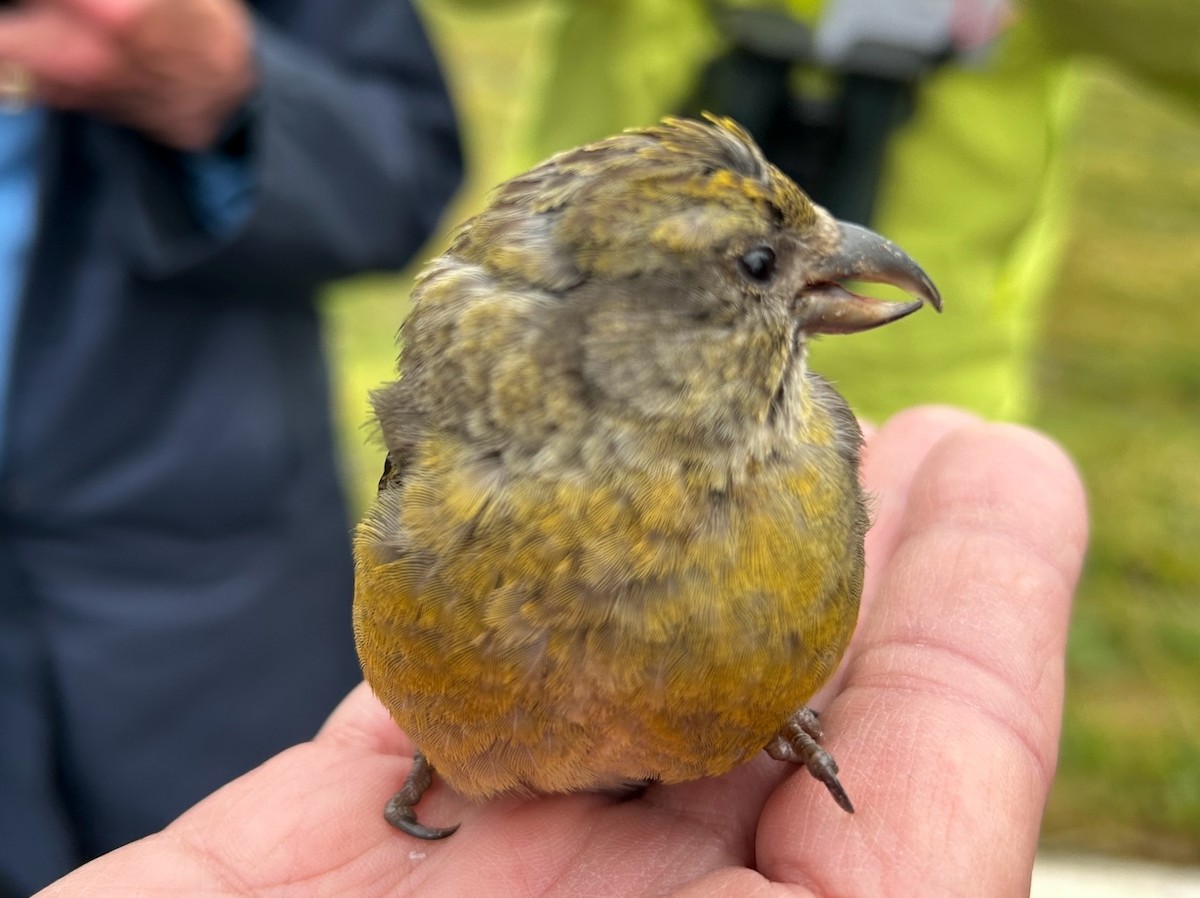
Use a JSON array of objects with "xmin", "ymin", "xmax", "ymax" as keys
[{"xmin": 799, "ymin": 222, "xmax": 942, "ymax": 335}]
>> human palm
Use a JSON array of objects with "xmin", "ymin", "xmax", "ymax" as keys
[{"xmin": 40, "ymin": 406, "xmax": 1087, "ymax": 898}]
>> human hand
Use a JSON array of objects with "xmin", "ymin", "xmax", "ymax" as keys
[
  {"xmin": 0, "ymin": 0, "xmax": 254, "ymax": 149},
  {"xmin": 38, "ymin": 406, "xmax": 1086, "ymax": 898}
]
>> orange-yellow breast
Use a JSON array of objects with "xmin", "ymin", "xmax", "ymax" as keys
[{"xmin": 353, "ymin": 433, "xmax": 863, "ymax": 800}]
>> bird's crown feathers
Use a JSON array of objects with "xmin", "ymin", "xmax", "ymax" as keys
[{"xmin": 445, "ymin": 115, "xmax": 819, "ymax": 285}]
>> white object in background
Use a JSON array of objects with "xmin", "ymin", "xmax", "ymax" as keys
[{"xmin": 1032, "ymin": 854, "xmax": 1200, "ymax": 898}]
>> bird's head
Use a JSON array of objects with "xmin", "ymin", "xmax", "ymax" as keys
[{"xmin": 391, "ymin": 116, "xmax": 940, "ymax": 467}]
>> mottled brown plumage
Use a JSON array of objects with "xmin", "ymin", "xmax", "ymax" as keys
[{"xmin": 353, "ymin": 115, "xmax": 940, "ymax": 838}]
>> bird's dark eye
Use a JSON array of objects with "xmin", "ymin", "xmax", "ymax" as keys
[{"xmin": 738, "ymin": 246, "xmax": 777, "ymax": 283}]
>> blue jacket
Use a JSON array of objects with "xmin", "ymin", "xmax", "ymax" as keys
[{"xmin": 0, "ymin": 3, "xmax": 461, "ymax": 892}]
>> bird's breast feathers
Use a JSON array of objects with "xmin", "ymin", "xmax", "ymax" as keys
[{"xmin": 353, "ymin": 431, "xmax": 863, "ymax": 795}]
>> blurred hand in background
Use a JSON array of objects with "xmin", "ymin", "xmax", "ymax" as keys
[{"xmin": 0, "ymin": 0, "xmax": 254, "ymax": 148}]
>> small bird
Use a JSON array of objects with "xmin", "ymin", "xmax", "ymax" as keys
[{"xmin": 353, "ymin": 115, "xmax": 941, "ymax": 839}]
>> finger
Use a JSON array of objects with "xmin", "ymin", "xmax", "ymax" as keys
[
  {"xmin": 860, "ymin": 404, "xmax": 983, "ymax": 587},
  {"xmin": 29, "ymin": 0, "xmax": 149, "ymax": 34},
  {"xmin": 0, "ymin": 6, "xmax": 49, "ymax": 58},
  {"xmin": 758, "ymin": 422, "xmax": 1087, "ymax": 897},
  {"xmin": 812, "ymin": 404, "xmax": 981, "ymax": 704},
  {"xmin": 0, "ymin": 8, "xmax": 116, "ymax": 102}
]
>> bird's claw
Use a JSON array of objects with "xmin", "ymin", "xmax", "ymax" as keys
[
  {"xmin": 766, "ymin": 707, "xmax": 855, "ymax": 814},
  {"xmin": 383, "ymin": 751, "xmax": 460, "ymax": 840}
]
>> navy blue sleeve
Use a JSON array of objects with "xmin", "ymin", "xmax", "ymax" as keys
[
  {"xmin": 180, "ymin": 136, "xmax": 256, "ymax": 235},
  {"xmin": 119, "ymin": 0, "xmax": 462, "ymax": 301}
]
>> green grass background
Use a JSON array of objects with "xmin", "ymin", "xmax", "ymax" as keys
[{"xmin": 322, "ymin": 4, "xmax": 1200, "ymax": 862}]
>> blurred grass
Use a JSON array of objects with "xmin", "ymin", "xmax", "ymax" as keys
[
  {"xmin": 1033, "ymin": 69, "xmax": 1200, "ymax": 861},
  {"xmin": 322, "ymin": 5, "xmax": 1200, "ymax": 861}
]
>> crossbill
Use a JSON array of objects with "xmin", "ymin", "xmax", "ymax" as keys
[{"xmin": 353, "ymin": 115, "xmax": 941, "ymax": 839}]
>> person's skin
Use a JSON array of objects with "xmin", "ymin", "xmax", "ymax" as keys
[
  {"xmin": 0, "ymin": 0, "xmax": 254, "ymax": 149},
  {"xmin": 36, "ymin": 406, "xmax": 1088, "ymax": 898}
]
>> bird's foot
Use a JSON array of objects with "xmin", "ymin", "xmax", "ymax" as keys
[
  {"xmin": 383, "ymin": 751, "xmax": 460, "ymax": 839},
  {"xmin": 765, "ymin": 707, "xmax": 854, "ymax": 813}
]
